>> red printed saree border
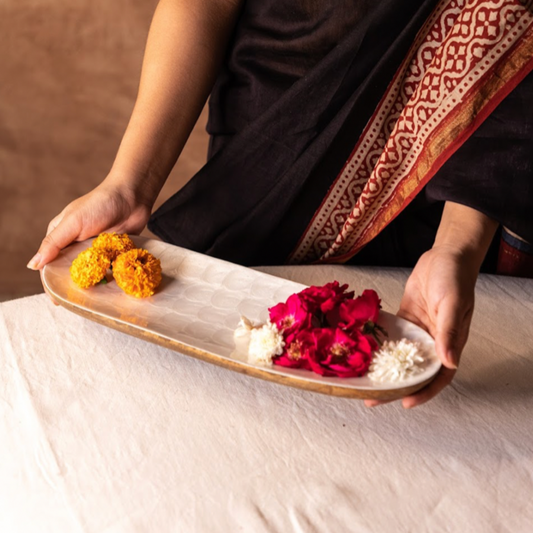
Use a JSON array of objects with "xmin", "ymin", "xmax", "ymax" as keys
[{"xmin": 289, "ymin": 0, "xmax": 533, "ymax": 264}]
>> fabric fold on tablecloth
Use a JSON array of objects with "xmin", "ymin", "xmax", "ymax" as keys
[{"xmin": 1, "ymin": 271, "xmax": 533, "ymax": 533}]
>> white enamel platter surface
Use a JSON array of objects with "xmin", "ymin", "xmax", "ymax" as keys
[{"xmin": 42, "ymin": 237, "xmax": 441, "ymax": 400}]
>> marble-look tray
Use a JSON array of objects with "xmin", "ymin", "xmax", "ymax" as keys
[{"xmin": 42, "ymin": 236, "xmax": 441, "ymax": 400}]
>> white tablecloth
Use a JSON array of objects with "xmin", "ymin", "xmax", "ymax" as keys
[{"xmin": 1, "ymin": 265, "xmax": 532, "ymax": 532}]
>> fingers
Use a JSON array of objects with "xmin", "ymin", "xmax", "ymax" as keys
[
  {"xmin": 397, "ymin": 304, "xmax": 430, "ymax": 334},
  {"xmin": 364, "ymin": 367, "xmax": 457, "ymax": 409},
  {"xmin": 434, "ymin": 294, "xmax": 472, "ymax": 370},
  {"xmin": 397, "ymin": 277, "xmax": 433, "ymax": 335},
  {"xmin": 368, "ymin": 293, "xmax": 470, "ymax": 409},
  {"xmin": 364, "ymin": 398, "xmax": 394, "ymax": 408},
  {"xmin": 46, "ymin": 213, "xmax": 64, "ymax": 237},
  {"xmin": 370, "ymin": 289, "xmax": 469, "ymax": 410},
  {"xmin": 401, "ymin": 367, "xmax": 456, "ymax": 408},
  {"xmin": 28, "ymin": 214, "xmax": 81, "ymax": 270}
]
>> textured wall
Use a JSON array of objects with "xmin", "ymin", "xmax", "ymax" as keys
[{"xmin": 0, "ymin": 0, "xmax": 209, "ymax": 300}]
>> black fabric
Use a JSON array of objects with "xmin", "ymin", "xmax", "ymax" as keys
[
  {"xmin": 425, "ymin": 69, "xmax": 533, "ymax": 245},
  {"xmin": 149, "ymin": 0, "xmax": 533, "ymax": 269},
  {"xmin": 207, "ymin": 1, "xmax": 382, "ymax": 138},
  {"xmin": 149, "ymin": 0, "xmax": 439, "ymax": 264}
]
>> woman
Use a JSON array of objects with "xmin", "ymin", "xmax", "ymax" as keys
[{"xmin": 28, "ymin": 0, "xmax": 533, "ymax": 407}]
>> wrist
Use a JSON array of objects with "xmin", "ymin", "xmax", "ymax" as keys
[
  {"xmin": 103, "ymin": 165, "xmax": 163, "ymax": 210},
  {"xmin": 433, "ymin": 202, "xmax": 498, "ymax": 272}
]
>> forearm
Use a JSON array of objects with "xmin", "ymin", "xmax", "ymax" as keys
[
  {"xmin": 106, "ymin": 0, "xmax": 243, "ymax": 205},
  {"xmin": 433, "ymin": 201, "xmax": 499, "ymax": 274}
]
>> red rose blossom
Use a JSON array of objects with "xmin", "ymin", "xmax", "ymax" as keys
[
  {"xmin": 268, "ymin": 293, "xmax": 312, "ymax": 336},
  {"xmin": 299, "ymin": 281, "xmax": 355, "ymax": 315},
  {"xmin": 273, "ymin": 330, "xmax": 314, "ymax": 370},
  {"xmin": 307, "ymin": 328, "xmax": 373, "ymax": 378},
  {"xmin": 263, "ymin": 282, "xmax": 385, "ymax": 378},
  {"xmin": 332, "ymin": 289, "xmax": 381, "ymax": 330}
]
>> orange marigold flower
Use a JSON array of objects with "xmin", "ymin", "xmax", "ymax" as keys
[
  {"xmin": 92, "ymin": 232, "xmax": 135, "ymax": 262},
  {"xmin": 70, "ymin": 248, "xmax": 111, "ymax": 289},
  {"xmin": 112, "ymin": 248, "xmax": 162, "ymax": 298}
]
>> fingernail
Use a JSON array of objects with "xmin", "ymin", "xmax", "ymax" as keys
[
  {"xmin": 27, "ymin": 253, "xmax": 42, "ymax": 270},
  {"xmin": 446, "ymin": 351, "xmax": 458, "ymax": 369}
]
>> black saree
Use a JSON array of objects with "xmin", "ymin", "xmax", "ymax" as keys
[{"xmin": 148, "ymin": 0, "xmax": 533, "ymax": 273}]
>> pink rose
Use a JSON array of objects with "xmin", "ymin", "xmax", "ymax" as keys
[
  {"xmin": 267, "ymin": 283, "xmax": 385, "ymax": 378},
  {"xmin": 273, "ymin": 330, "xmax": 314, "ymax": 370},
  {"xmin": 307, "ymin": 328, "xmax": 373, "ymax": 378},
  {"xmin": 330, "ymin": 289, "xmax": 381, "ymax": 330},
  {"xmin": 268, "ymin": 293, "xmax": 313, "ymax": 336},
  {"xmin": 299, "ymin": 281, "xmax": 354, "ymax": 315}
]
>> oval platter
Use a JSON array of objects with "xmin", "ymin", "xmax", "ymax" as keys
[{"xmin": 42, "ymin": 236, "xmax": 441, "ymax": 400}]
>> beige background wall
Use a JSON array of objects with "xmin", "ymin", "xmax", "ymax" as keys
[{"xmin": 0, "ymin": 0, "xmax": 209, "ymax": 301}]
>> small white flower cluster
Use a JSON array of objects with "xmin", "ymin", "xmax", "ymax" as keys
[
  {"xmin": 367, "ymin": 339, "xmax": 425, "ymax": 383},
  {"xmin": 234, "ymin": 316, "xmax": 254, "ymax": 338},
  {"xmin": 247, "ymin": 320, "xmax": 285, "ymax": 367}
]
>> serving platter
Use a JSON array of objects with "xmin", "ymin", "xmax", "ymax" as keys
[{"xmin": 42, "ymin": 236, "xmax": 441, "ymax": 400}]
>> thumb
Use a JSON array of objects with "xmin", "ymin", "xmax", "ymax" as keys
[
  {"xmin": 434, "ymin": 294, "xmax": 472, "ymax": 370},
  {"xmin": 27, "ymin": 216, "xmax": 81, "ymax": 270}
]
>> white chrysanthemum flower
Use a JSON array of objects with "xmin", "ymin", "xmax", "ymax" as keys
[
  {"xmin": 368, "ymin": 339, "xmax": 425, "ymax": 383},
  {"xmin": 234, "ymin": 316, "xmax": 254, "ymax": 338},
  {"xmin": 248, "ymin": 321, "xmax": 285, "ymax": 367}
]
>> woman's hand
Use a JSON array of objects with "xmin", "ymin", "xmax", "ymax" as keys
[
  {"xmin": 366, "ymin": 245, "xmax": 476, "ymax": 408},
  {"xmin": 27, "ymin": 180, "xmax": 152, "ymax": 270},
  {"xmin": 28, "ymin": 0, "xmax": 244, "ymax": 271},
  {"xmin": 365, "ymin": 202, "xmax": 498, "ymax": 409}
]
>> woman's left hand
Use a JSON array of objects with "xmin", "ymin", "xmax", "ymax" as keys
[
  {"xmin": 364, "ymin": 202, "xmax": 498, "ymax": 409},
  {"xmin": 365, "ymin": 245, "xmax": 476, "ymax": 408}
]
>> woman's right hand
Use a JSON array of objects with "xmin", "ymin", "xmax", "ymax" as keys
[
  {"xmin": 27, "ymin": 0, "xmax": 245, "ymax": 270},
  {"xmin": 27, "ymin": 180, "xmax": 153, "ymax": 271}
]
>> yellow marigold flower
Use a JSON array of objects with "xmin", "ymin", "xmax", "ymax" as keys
[
  {"xmin": 112, "ymin": 248, "xmax": 162, "ymax": 298},
  {"xmin": 92, "ymin": 232, "xmax": 135, "ymax": 262},
  {"xmin": 70, "ymin": 248, "xmax": 111, "ymax": 289}
]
